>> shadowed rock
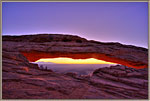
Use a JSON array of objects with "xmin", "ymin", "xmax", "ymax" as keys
[
  {"xmin": 3, "ymin": 34, "xmax": 148, "ymax": 69},
  {"xmin": 2, "ymin": 34, "xmax": 148, "ymax": 99}
]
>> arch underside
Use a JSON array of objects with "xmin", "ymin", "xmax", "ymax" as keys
[{"xmin": 21, "ymin": 51, "xmax": 147, "ymax": 69}]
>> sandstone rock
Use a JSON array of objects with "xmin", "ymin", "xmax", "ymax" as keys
[
  {"xmin": 2, "ymin": 34, "xmax": 148, "ymax": 99},
  {"xmin": 65, "ymin": 72, "xmax": 77, "ymax": 77},
  {"xmin": 3, "ymin": 34, "xmax": 148, "ymax": 69}
]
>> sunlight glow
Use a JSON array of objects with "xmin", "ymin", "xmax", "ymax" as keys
[{"xmin": 35, "ymin": 57, "xmax": 116, "ymax": 64}]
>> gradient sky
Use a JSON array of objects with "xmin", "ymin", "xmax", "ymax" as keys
[
  {"xmin": 35, "ymin": 58, "xmax": 116, "ymax": 64},
  {"xmin": 2, "ymin": 2, "xmax": 148, "ymax": 48}
]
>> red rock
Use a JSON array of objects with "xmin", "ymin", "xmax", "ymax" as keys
[
  {"xmin": 3, "ymin": 34, "xmax": 148, "ymax": 69},
  {"xmin": 2, "ymin": 34, "xmax": 148, "ymax": 99}
]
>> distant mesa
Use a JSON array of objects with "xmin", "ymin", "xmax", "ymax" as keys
[{"xmin": 33, "ymin": 61, "xmax": 56, "ymax": 64}]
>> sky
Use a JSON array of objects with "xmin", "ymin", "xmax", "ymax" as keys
[
  {"xmin": 35, "ymin": 58, "xmax": 116, "ymax": 64},
  {"xmin": 2, "ymin": 2, "xmax": 148, "ymax": 48}
]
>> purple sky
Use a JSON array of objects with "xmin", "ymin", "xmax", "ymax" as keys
[{"xmin": 2, "ymin": 2, "xmax": 148, "ymax": 48}]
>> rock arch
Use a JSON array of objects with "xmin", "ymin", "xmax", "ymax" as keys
[{"xmin": 3, "ymin": 34, "xmax": 148, "ymax": 69}]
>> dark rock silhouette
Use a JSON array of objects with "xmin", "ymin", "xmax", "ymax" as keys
[{"xmin": 2, "ymin": 34, "xmax": 148, "ymax": 99}]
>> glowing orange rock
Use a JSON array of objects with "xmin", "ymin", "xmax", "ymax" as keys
[
  {"xmin": 22, "ymin": 67, "xmax": 29, "ymax": 72},
  {"xmin": 21, "ymin": 51, "xmax": 147, "ymax": 69}
]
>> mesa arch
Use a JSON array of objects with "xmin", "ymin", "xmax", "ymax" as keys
[
  {"xmin": 2, "ymin": 34, "xmax": 148, "ymax": 69},
  {"xmin": 21, "ymin": 50, "xmax": 147, "ymax": 69}
]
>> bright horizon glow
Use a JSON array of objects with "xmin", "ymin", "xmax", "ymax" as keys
[{"xmin": 35, "ymin": 57, "xmax": 116, "ymax": 64}]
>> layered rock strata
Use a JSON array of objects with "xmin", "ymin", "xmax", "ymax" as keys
[
  {"xmin": 3, "ymin": 34, "xmax": 148, "ymax": 69},
  {"xmin": 2, "ymin": 34, "xmax": 148, "ymax": 99}
]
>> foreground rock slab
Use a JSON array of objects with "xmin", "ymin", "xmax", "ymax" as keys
[{"xmin": 2, "ymin": 51, "xmax": 148, "ymax": 99}]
